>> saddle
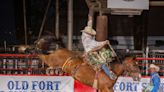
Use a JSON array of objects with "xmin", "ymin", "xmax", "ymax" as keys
[
  {"xmin": 83, "ymin": 43, "xmax": 118, "ymax": 85},
  {"xmin": 84, "ymin": 44, "xmax": 117, "ymax": 70}
]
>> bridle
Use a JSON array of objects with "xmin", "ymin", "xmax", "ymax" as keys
[
  {"xmin": 122, "ymin": 61, "xmax": 141, "ymax": 81},
  {"xmin": 122, "ymin": 61, "xmax": 140, "ymax": 75}
]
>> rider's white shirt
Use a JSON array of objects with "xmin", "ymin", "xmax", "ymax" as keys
[{"xmin": 81, "ymin": 32, "xmax": 105, "ymax": 52}]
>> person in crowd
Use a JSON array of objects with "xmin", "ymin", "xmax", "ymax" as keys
[{"xmin": 144, "ymin": 64, "xmax": 161, "ymax": 92}]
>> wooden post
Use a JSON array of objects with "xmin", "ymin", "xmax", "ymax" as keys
[
  {"xmin": 96, "ymin": 15, "xmax": 108, "ymax": 41},
  {"xmin": 23, "ymin": 0, "xmax": 27, "ymax": 45},
  {"xmin": 150, "ymin": 1, "xmax": 164, "ymax": 6}
]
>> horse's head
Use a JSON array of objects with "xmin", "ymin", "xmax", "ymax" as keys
[
  {"xmin": 35, "ymin": 36, "xmax": 56, "ymax": 50},
  {"xmin": 123, "ymin": 57, "xmax": 141, "ymax": 81},
  {"xmin": 34, "ymin": 35, "xmax": 65, "ymax": 53}
]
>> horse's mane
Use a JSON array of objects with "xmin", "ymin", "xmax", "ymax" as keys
[{"xmin": 110, "ymin": 54, "xmax": 136, "ymax": 72}]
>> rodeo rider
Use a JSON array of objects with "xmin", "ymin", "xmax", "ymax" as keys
[{"xmin": 81, "ymin": 15, "xmax": 117, "ymax": 80}]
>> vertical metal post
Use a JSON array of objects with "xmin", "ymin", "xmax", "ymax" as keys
[
  {"xmin": 55, "ymin": 0, "xmax": 59, "ymax": 39},
  {"xmin": 142, "ymin": 50, "xmax": 146, "ymax": 75},
  {"xmin": 145, "ymin": 46, "xmax": 149, "ymax": 75},
  {"xmin": 38, "ymin": 0, "xmax": 51, "ymax": 40},
  {"xmin": 67, "ymin": 0, "xmax": 73, "ymax": 50},
  {"xmin": 23, "ymin": 0, "xmax": 27, "ymax": 45},
  {"xmin": 4, "ymin": 41, "xmax": 6, "ymax": 52}
]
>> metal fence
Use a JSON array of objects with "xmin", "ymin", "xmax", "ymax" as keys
[
  {"xmin": 126, "ymin": 49, "xmax": 164, "ymax": 76},
  {"xmin": 148, "ymin": 50, "xmax": 164, "ymax": 76},
  {"xmin": 0, "ymin": 54, "xmax": 46, "ymax": 74},
  {"xmin": 0, "ymin": 51, "xmax": 163, "ymax": 76}
]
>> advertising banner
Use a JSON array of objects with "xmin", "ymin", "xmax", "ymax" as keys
[
  {"xmin": 0, "ymin": 75, "xmax": 74, "ymax": 92},
  {"xmin": 0, "ymin": 75, "xmax": 163, "ymax": 92},
  {"xmin": 114, "ymin": 77, "xmax": 164, "ymax": 92}
]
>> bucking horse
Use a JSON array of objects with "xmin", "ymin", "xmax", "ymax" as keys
[{"xmin": 35, "ymin": 36, "xmax": 141, "ymax": 92}]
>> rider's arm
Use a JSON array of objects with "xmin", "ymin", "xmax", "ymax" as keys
[{"xmin": 89, "ymin": 40, "xmax": 108, "ymax": 52}]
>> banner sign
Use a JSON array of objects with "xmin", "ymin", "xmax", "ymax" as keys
[
  {"xmin": 107, "ymin": 0, "xmax": 149, "ymax": 10},
  {"xmin": 114, "ymin": 77, "xmax": 164, "ymax": 92},
  {"xmin": 74, "ymin": 80, "xmax": 96, "ymax": 92},
  {"xmin": 0, "ymin": 75, "xmax": 163, "ymax": 92},
  {"xmin": 0, "ymin": 75, "xmax": 74, "ymax": 92}
]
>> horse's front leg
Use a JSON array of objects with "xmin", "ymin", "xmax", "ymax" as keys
[
  {"xmin": 108, "ymin": 88, "xmax": 114, "ymax": 92},
  {"xmin": 99, "ymin": 87, "xmax": 111, "ymax": 92},
  {"xmin": 46, "ymin": 67, "xmax": 54, "ymax": 75}
]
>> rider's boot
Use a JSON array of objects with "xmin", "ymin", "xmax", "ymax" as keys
[{"xmin": 101, "ymin": 64, "xmax": 117, "ymax": 80}]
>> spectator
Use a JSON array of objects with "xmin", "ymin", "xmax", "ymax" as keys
[{"xmin": 144, "ymin": 64, "xmax": 161, "ymax": 92}]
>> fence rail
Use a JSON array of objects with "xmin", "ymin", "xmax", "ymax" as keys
[
  {"xmin": 126, "ymin": 49, "xmax": 164, "ymax": 76},
  {"xmin": 0, "ymin": 54, "xmax": 44, "ymax": 74},
  {"xmin": 0, "ymin": 53, "xmax": 163, "ymax": 76}
]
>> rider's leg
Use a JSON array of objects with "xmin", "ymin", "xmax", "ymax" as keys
[
  {"xmin": 101, "ymin": 64, "xmax": 111, "ymax": 76},
  {"xmin": 101, "ymin": 64, "xmax": 116, "ymax": 80}
]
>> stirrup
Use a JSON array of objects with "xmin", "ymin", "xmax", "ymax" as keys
[{"xmin": 110, "ymin": 71, "xmax": 117, "ymax": 80}]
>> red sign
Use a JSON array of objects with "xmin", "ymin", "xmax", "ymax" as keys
[{"xmin": 74, "ymin": 80, "xmax": 97, "ymax": 92}]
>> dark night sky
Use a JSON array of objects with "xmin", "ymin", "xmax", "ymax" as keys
[{"xmin": 0, "ymin": 0, "xmax": 17, "ymax": 46}]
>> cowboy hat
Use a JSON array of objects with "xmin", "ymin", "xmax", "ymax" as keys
[
  {"xmin": 81, "ymin": 26, "xmax": 96, "ymax": 36},
  {"xmin": 149, "ymin": 64, "xmax": 160, "ymax": 72}
]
